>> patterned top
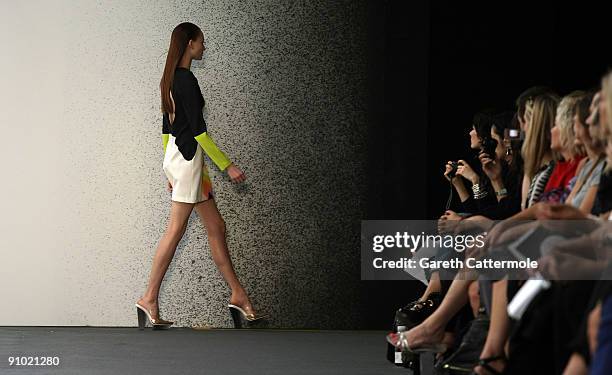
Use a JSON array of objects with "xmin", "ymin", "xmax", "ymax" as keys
[{"xmin": 525, "ymin": 160, "xmax": 555, "ymax": 209}]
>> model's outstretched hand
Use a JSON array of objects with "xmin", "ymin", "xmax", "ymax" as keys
[{"xmin": 227, "ymin": 163, "xmax": 246, "ymax": 183}]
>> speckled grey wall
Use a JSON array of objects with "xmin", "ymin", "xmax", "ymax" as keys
[{"xmin": 0, "ymin": 0, "xmax": 374, "ymax": 328}]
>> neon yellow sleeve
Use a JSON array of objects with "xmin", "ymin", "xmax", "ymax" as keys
[
  {"xmin": 162, "ymin": 111, "xmax": 171, "ymax": 154},
  {"xmin": 194, "ymin": 132, "xmax": 232, "ymax": 171},
  {"xmin": 162, "ymin": 134, "xmax": 169, "ymax": 153}
]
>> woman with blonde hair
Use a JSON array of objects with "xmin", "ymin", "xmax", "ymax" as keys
[
  {"xmin": 554, "ymin": 91, "xmax": 586, "ymax": 161},
  {"xmin": 587, "ymin": 69, "xmax": 612, "ymax": 375},
  {"xmin": 520, "ymin": 92, "xmax": 560, "ymax": 209},
  {"xmin": 485, "ymin": 89, "xmax": 608, "ymax": 375},
  {"xmin": 564, "ymin": 91, "xmax": 607, "ymax": 214},
  {"xmin": 389, "ymin": 90, "xmax": 562, "ymax": 375},
  {"xmin": 601, "ymin": 72, "xmax": 612, "ymax": 167},
  {"xmin": 537, "ymin": 91, "xmax": 587, "ymax": 203}
]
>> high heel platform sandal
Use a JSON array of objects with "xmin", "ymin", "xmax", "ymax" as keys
[
  {"xmin": 387, "ymin": 293, "xmax": 443, "ymax": 367},
  {"xmin": 135, "ymin": 302, "xmax": 174, "ymax": 330},
  {"xmin": 228, "ymin": 304, "xmax": 266, "ymax": 329},
  {"xmin": 386, "ymin": 331, "xmax": 447, "ymax": 354}
]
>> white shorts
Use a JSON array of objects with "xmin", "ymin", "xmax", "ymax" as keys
[{"xmin": 162, "ymin": 134, "xmax": 214, "ymax": 203}]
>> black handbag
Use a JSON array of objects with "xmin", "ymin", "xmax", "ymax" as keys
[{"xmin": 386, "ymin": 293, "xmax": 443, "ymax": 369}]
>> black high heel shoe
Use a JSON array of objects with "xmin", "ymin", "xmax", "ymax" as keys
[
  {"xmin": 436, "ymin": 312, "xmax": 490, "ymax": 372},
  {"xmin": 228, "ymin": 304, "xmax": 266, "ymax": 329},
  {"xmin": 135, "ymin": 302, "xmax": 174, "ymax": 330}
]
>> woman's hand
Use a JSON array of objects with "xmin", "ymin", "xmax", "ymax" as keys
[
  {"xmin": 444, "ymin": 210, "xmax": 463, "ymax": 221},
  {"xmin": 456, "ymin": 160, "xmax": 479, "ymax": 184},
  {"xmin": 444, "ymin": 161, "xmax": 456, "ymax": 181},
  {"xmin": 456, "ymin": 215, "xmax": 494, "ymax": 235},
  {"xmin": 533, "ymin": 203, "xmax": 588, "ymax": 220},
  {"xmin": 479, "ymin": 152, "xmax": 502, "ymax": 182},
  {"xmin": 438, "ymin": 210, "xmax": 462, "ymax": 234},
  {"xmin": 486, "ymin": 219, "xmax": 528, "ymax": 247},
  {"xmin": 537, "ymin": 237, "xmax": 604, "ymax": 280},
  {"xmin": 493, "ymin": 220, "xmax": 539, "ymax": 247},
  {"xmin": 530, "ymin": 248, "xmax": 605, "ymax": 280},
  {"xmin": 226, "ymin": 163, "xmax": 246, "ymax": 183}
]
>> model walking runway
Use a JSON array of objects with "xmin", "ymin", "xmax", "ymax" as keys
[{"xmin": 135, "ymin": 22, "xmax": 265, "ymax": 330}]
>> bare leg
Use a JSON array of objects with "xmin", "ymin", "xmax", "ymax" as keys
[
  {"xmin": 194, "ymin": 199, "xmax": 258, "ymax": 315},
  {"xmin": 474, "ymin": 279, "xmax": 509, "ymax": 375},
  {"xmin": 562, "ymin": 353, "xmax": 588, "ymax": 375},
  {"xmin": 405, "ymin": 275, "xmax": 472, "ymax": 348},
  {"xmin": 468, "ymin": 281, "xmax": 480, "ymax": 317},
  {"xmin": 563, "ymin": 353, "xmax": 589, "ymax": 375},
  {"xmin": 137, "ymin": 201, "xmax": 194, "ymax": 319},
  {"xmin": 420, "ymin": 271, "xmax": 442, "ymax": 301}
]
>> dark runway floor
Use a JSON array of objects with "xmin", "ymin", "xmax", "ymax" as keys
[{"xmin": 0, "ymin": 327, "xmax": 416, "ymax": 374}]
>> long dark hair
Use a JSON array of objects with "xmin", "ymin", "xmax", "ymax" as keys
[
  {"xmin": 472, "ymin": 110, "xmax": 495, "ymax": 141},
  {"xmin": 575, "ymin": 90, "xmax": 596, "ymax": 128},
  {"xmin": 503, "ymin": 111, "xmax": 524, "ymax": 192},
  {"xmin": 159, "ymin": 22, "xmax": 202, "ymax": 116}
]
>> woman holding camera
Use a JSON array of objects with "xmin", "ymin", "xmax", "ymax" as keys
[
  {"xmin": 439, "ymin": 111, "xmax": 523, "ymax": 231},
  {"xmin": 393, "ymin": 112, "xmax": 519, "ymax": 348},
  {"xmin": 442, "ymin": 112, "xmax": 500, "ymax": 217},
  {"xmin": 390, "ymin": 91, "xmax": 560, "ymax": 375},
  {"xmin": 390, "ymin": 111, "xmax": 525, "ymax": 352}
]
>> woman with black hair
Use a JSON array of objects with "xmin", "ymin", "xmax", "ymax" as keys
[
  {"xmin": 388, "ymin": 110, "xmax": 526, "ymax": 356},
  {"xmin": 442, "ymin": 111, "xmax": 499, "ymax": 217},
  {"xmin": 388, "ymin": 89, "xmax": 560, "ymax": 375}
]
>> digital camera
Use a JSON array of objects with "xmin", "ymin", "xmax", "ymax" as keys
[
  {"xmin": 504, "ymin": 128, "xmax": 525, "ymax": 141},
  {"xmin": 448, "ymin": 161, "xmax": 459, "ymax": 178}
]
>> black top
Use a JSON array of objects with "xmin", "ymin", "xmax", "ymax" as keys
[
  {"xmin": 162, "ymin": 67, "xmax": 208, "ymax": 161},
  {"xmin": 472, "ymin": 172, "xmax": 522, "ymax": 220},
  {"xmin": 592, "ymin": 167, "xmax": 611, "ymax": 216},
  {"xmin": 459, "ymin": 162, "xmax": 522, "ymax": 220}
]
